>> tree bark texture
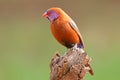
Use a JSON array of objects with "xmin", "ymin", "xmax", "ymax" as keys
[{"xmin": 50, "ymin": 48, "xmax": 94, "ymax": 80}]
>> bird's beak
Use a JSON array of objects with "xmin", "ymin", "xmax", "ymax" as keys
[{"xmin": 42, "ymin": 12, "xmax": 48, "ymax": 18}]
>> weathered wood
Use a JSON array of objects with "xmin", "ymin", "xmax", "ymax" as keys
[{"xmin": 50, "ymin": 48, "xmax": 94, "ymax": 80}]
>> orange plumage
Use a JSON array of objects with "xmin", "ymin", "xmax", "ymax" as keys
[{"xmin": 42, "ymin": 7, "xmax": 84, "ymax": 48}]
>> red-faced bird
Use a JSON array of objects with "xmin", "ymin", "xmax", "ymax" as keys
[{"xmin": 42, "ymin": 7, "xmax": 84, "ymax": 49}]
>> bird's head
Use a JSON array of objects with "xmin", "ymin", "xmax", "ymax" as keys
[{"xmin": 42, "ymin": 7, "xmax": 65, "ymax": 22}]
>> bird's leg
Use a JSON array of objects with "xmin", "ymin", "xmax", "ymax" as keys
[
  {"xmin": 72, "ymin": 44, "xmax": 85, "ymax": 53},
  {"xmin": 72, "ymin": 44, "xmax": 79, "ymax": 51}
]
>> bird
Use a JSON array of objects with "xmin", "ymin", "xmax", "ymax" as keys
[{"xmin": 42, "ymin": 7, "xmax": 84, "ymax": 50}]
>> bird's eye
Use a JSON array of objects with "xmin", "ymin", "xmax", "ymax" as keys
[{"xmin": 47, "ymin": 11, "xmax": 52, "ymax": 15}]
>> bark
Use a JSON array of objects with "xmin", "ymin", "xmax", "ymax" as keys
[{"xmin": 50, "ymin": 48, "xmax": 94, "ymax": 80}]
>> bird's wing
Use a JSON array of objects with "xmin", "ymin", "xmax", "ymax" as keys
[{"xmin": 69, "ymin": 20, "xmax": 84, "ymax": 48}]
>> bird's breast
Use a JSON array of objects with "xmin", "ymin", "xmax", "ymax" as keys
[{"xmin": 50, "ymin": 20, "xmax": 80, "ymax": 48}]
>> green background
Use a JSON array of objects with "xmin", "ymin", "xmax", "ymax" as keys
[{"xmin": 0, "ymin": 0, "xmax": 120, "ymax": 80}]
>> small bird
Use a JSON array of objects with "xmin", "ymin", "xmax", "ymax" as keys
[{"xmin": 42, "ymin": 7, "xmax": 84, "ymax": 50}]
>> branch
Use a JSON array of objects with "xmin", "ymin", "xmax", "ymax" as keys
[{"xmin": 50, "ymin": 48, "xmax": 94, "ymax": 80}]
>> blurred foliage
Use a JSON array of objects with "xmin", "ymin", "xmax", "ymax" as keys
[{"xmin": 0, "ymin": 0, "xmax": 120, "ymax": 80}]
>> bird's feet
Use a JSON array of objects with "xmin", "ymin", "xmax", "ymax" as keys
[
  {"xmin": 63, "ymin": 44, "xmax": 85, "ymax": 55},
  {"xmin": 72, "ymin": 44, "xmax": 85, "ymax": 53}
]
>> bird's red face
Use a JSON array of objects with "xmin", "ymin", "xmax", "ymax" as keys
[{"xmin": 42, "ymin": 10, "xmax": 59, "ymax": 22}]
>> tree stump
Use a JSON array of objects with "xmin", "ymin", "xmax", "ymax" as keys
[{"xmin": 50, "ymin": 48, "xmax": 94, "ymax": 80}]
